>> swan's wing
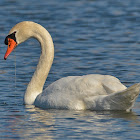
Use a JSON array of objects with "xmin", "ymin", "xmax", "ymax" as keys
[
  {"xmin": 44, "ymin": 74, "xmax": 112, "ymax": 97},
  {"xmin": 45, "ymin": 74, "xmax": 126, "ymax": 95},
  {"xmin": 101, "ymin": 75, "xmax": 127, "ymax": 94}
]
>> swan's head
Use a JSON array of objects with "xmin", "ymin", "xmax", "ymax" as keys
[{"xmin": 4, "ymin": 21, "xmax": 34, "ymax": 60}]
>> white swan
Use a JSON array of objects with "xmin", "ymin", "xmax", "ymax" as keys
[{"xmin": 4, "ymin": 21, "xmax": 140, "ymax": 111}]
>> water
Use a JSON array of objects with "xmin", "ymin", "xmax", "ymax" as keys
[{"xmin": 0, "ymin": 0, "xmax": 140, "ymax": 139}]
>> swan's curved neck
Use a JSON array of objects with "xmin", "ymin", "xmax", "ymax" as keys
[{"xmin": 24, "ymin": 25, "xmax": 54, "ymax": 105}]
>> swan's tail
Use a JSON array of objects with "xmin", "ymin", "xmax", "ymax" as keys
[
  {"xmin": 102, "ymin": 83, "xmax": 140, "ymax": 111},
  {"xmin": 87, "ymin": 83, "xmax": 140, "ymax": 111}
]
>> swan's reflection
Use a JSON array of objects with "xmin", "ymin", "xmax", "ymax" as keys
[
  {"xmin": 21, "ymin": 105, "xmax": 56, "ymax": 139},
  {"xmin": 7, "ymin": 105, "xmax": 140, "ymax": 139}
]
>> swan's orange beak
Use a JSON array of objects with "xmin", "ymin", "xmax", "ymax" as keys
[{"xmin": 4, "ymin": 38, "xmax": 17, "ymax": 60}]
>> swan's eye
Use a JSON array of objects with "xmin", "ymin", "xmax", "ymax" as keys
[
  {"xmin": 4, "ymin": 31, "xmax": 17, "ymax": 45},
  {"xmin": 4, "ymin": 36, "xmax": 8, "ymax": 45}
]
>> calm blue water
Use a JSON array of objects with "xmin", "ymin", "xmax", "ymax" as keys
[{"xmin": 0, "ymin": 0, "xmax": 140, "ymax": 139}]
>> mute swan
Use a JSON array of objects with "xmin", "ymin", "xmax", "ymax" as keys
[{"xmin": 4, "ymin": 21, "xmax": 140, "ymax": 111}]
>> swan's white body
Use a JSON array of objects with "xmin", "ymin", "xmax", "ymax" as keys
[{"xmin": 5, "ymin": 21, "xmax": 140, "ymax": 111}]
